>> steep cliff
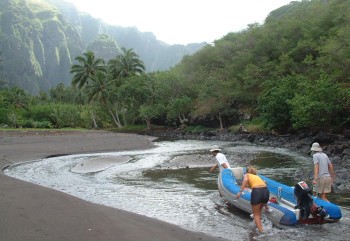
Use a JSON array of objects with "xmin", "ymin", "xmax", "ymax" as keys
[{"xmin": 0, "ymin": 0, "xmax": 206, "ymax": 94}]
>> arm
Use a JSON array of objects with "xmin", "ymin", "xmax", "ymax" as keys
[
  {"xmin": 236, "ymin": 174, "xmax": 249, "ymax": 199},
  {"xmin": 313, "ymin": 163, "xmax": 319, "ymax": 184},
  {"xmin": 210, "ymin": 163, "xmax": 218, "ymax": 173},
  {"xmin": 221, "ymin": 163, "xmax": 229, "ymax": 169},
  {"xmin": 329, "ymin": 162, "xmax": 334, "ymax": 183}
]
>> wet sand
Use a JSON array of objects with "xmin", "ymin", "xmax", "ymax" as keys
[{"xmin": 0, "ymin": 130, "xmax": 228, "ymax": 241}]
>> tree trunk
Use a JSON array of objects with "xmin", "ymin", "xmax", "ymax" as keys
[
  {"xmin": 219, "ymin": 118, "xmax": 223, "ymax": 130},
  {"xmin": 216, "ymin": 111, "xmax": 223, "ymax": 129},
  {"xmin": 179, "ymin": 114, "xmax": 184, "ymax": 124},
  {"xmin": 101, "ymin": 98, "xmax": 122, "ymax": 128},
  {"xmin": 108, "ymin": 109, "xmax": 122, "ymax": 128},
  {"xmin": 90, "ymin": 109, "xmax": 98, "ymax": 129},
  {"xmin": 145, "ymin": 117, "xmax": 152, "ymax": 130},
  {"xmin": 178, "ymin": 114, "xmax": 187, "ymax": 128},
  {"xmin": 114, "ymin": 107, "xmax": 123, "ymax": 128},
  {"xmin": 122, "ymin": 109, "xmax": 127, "ymax": 126}
]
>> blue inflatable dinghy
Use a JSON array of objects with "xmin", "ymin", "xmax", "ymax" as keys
[{"xmin": 218, "ymin": 167, "xmax": 342, "ymax": 226}]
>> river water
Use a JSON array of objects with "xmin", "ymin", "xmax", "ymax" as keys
[{"xmin": 4, "ymin": 140, "xmax": 350, "ymax": 241}]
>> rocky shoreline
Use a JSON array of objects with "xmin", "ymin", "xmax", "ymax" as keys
[{"xmin": 144, "ymin": 129, "xmax": 350, "ymax": 193}]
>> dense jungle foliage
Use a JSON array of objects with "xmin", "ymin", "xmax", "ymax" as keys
[{"xmin": 0, "ymin": 0, "xmax": 350, "ymax": 134}]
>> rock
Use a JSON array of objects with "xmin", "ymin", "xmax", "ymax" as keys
[
  {"xmin": 247, "ymin": 134, "xmax": 255, "ymax": 142},
  {"xmin": 313, "ymin": 131, "xmax": 335, "ymax": 144},
  {"xmin": 344, "ymin": 129, "xmax": 350, "ymax": 139},
  {"xmin": 342, "ymin": 148, "xmax": 350, "ymax": 158},
  {"xmin": 334, "ymin": 182, "xmax": 350, "ymax": 193},
  {"xmin": 332, "ymin": 155, "xmax": 342, "ymax": 166}
]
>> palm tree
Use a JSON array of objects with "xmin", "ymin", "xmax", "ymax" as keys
[
  {"xmin": 108, "ymin": 47, "xmax": 145, "ymax": 83},
  {"xmin": 70, "ymin": 51, "xmax": 107, "ymax": 128},
  {"xmin": 5, "ymin": 87, "xmax": 29, "ymax": 109},
  {"xmin": 86, "ymin": 72, "xmax": 111, "ymax": 105},
  {"xmin": 70, "ymin": 51, "xmax": 106, "ymax": 89},
  {"xmin": 85, "ymin": 71, "xmax": 123, "ymax": 128}
]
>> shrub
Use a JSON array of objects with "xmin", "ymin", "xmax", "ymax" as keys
[{"xmin": 0, "ymin": 108, "xmax": 9, "ymax": 125}]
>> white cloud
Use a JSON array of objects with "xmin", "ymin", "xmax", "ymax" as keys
[{"xmin": 65, "ymin": 0, "xmax": 295, "ymax": 45}]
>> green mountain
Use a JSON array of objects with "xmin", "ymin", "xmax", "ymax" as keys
[{"xmin": 0, "ymin": 0, "xmax": 206, "ymax": 94}]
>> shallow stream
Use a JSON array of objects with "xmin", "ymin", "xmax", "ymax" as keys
[{"xmin": 4, "ymin": 139, "xmax": 350, "ymax": 241}]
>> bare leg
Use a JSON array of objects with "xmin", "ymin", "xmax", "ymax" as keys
[
  {"xmin": 252, "ymin": 203, "xmax": 264, "ymax": 233},
  {"xmin": 313, "ymin": 184, "xmax": 318, "ymax": 197},
  {"xmin": 320, "ymin": 193, "xmax": 329, "ymax": 202}
]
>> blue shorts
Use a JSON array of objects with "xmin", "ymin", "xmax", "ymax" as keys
[{"xmin": 251, "ymin": 187, "xmax": 269, "ymax": 205}]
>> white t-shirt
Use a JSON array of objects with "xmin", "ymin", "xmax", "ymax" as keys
[{"xmin": 215, "ymin": 153, "xmax": 230, "ymax": 171}]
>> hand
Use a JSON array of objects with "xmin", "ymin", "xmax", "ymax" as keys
[
  {"xmin": 210, "ymin": 167, "xmax": 215, "ymax": 173},
  {"xmin": 312, "ymin": 179, "xmax": 317, "ymax": 184},
  {"xmin": 236, "ymin": 192, "xmax": 241, "ymax": 199}
]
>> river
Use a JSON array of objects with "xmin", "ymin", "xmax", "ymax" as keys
[{"xmin": 4, "ymin": 139, "xmax": 350, "ymax": 241}]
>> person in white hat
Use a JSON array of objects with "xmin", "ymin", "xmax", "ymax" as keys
[
  {"xmin": 209, "ymin": 145, "xmax": 230, "ymax": 173},
  {"xmin": 310, "ymin": 142, "xmax": 334, "ymax": 202}
]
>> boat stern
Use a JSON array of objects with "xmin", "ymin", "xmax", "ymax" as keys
[{"xmin": 267, "ymin": 202, "xmax": 298, "ymax": 226}]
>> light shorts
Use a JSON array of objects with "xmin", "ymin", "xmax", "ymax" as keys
[{"xmin": 316, "ymin": 176, "xmax": 332, "ymax": 194}]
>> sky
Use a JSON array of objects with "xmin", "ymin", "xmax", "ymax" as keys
[{"xmin": 65, "ymin": 0, "xmax": 295, "ymax": 45}]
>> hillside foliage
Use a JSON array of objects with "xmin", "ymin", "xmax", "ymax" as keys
[{"xmin": 1, "ymin": 0, "xmax": 350, "ymax": 134}]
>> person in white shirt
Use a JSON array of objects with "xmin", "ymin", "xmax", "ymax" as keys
[{"xmin": 209, "ymin": 145, "xmax": 231, "ymax": 172}]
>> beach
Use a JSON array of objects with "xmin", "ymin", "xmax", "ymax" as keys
[{"xmin": 0, "ymin": 130, "xmax": 228, "ymax": 241}]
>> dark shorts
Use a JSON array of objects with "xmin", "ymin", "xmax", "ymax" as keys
[{"xmin": 251, "ymin": 187, "xmax": 269, "ymax": 205}]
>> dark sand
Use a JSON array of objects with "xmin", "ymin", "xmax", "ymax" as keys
[{"xmin": 0, "ymin": 130, "xmax": 228, "ymax": 241}]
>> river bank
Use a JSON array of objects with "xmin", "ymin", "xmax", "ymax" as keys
[{"xmin": 0, "ymin": 129, "xmax": 229, "ymax": 241}]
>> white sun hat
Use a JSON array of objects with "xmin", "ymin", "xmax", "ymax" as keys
[
  {"xmin": 209, "ymin": 145, "xmax": 221, "ymax": 152},
  {"xmin": 310, "ymin": 142, "xmax": 322, "ymax": 152}
]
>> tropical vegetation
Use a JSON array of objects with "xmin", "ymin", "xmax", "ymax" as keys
[{"xmin": 1, "ymin": 0, "xmax": 350, "ymax": 134}]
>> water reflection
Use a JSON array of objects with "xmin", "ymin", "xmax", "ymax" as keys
[
  {"xmin": 143, "ymin": 167, "xmax": 218, "ymax": 190},
  {"xmin": 251, "ymin": 152, "xmax": 297, "ymax": 168},
  {"xmin": 4, "ymin": 139, "xmax": 350, "ymax": 241}
]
